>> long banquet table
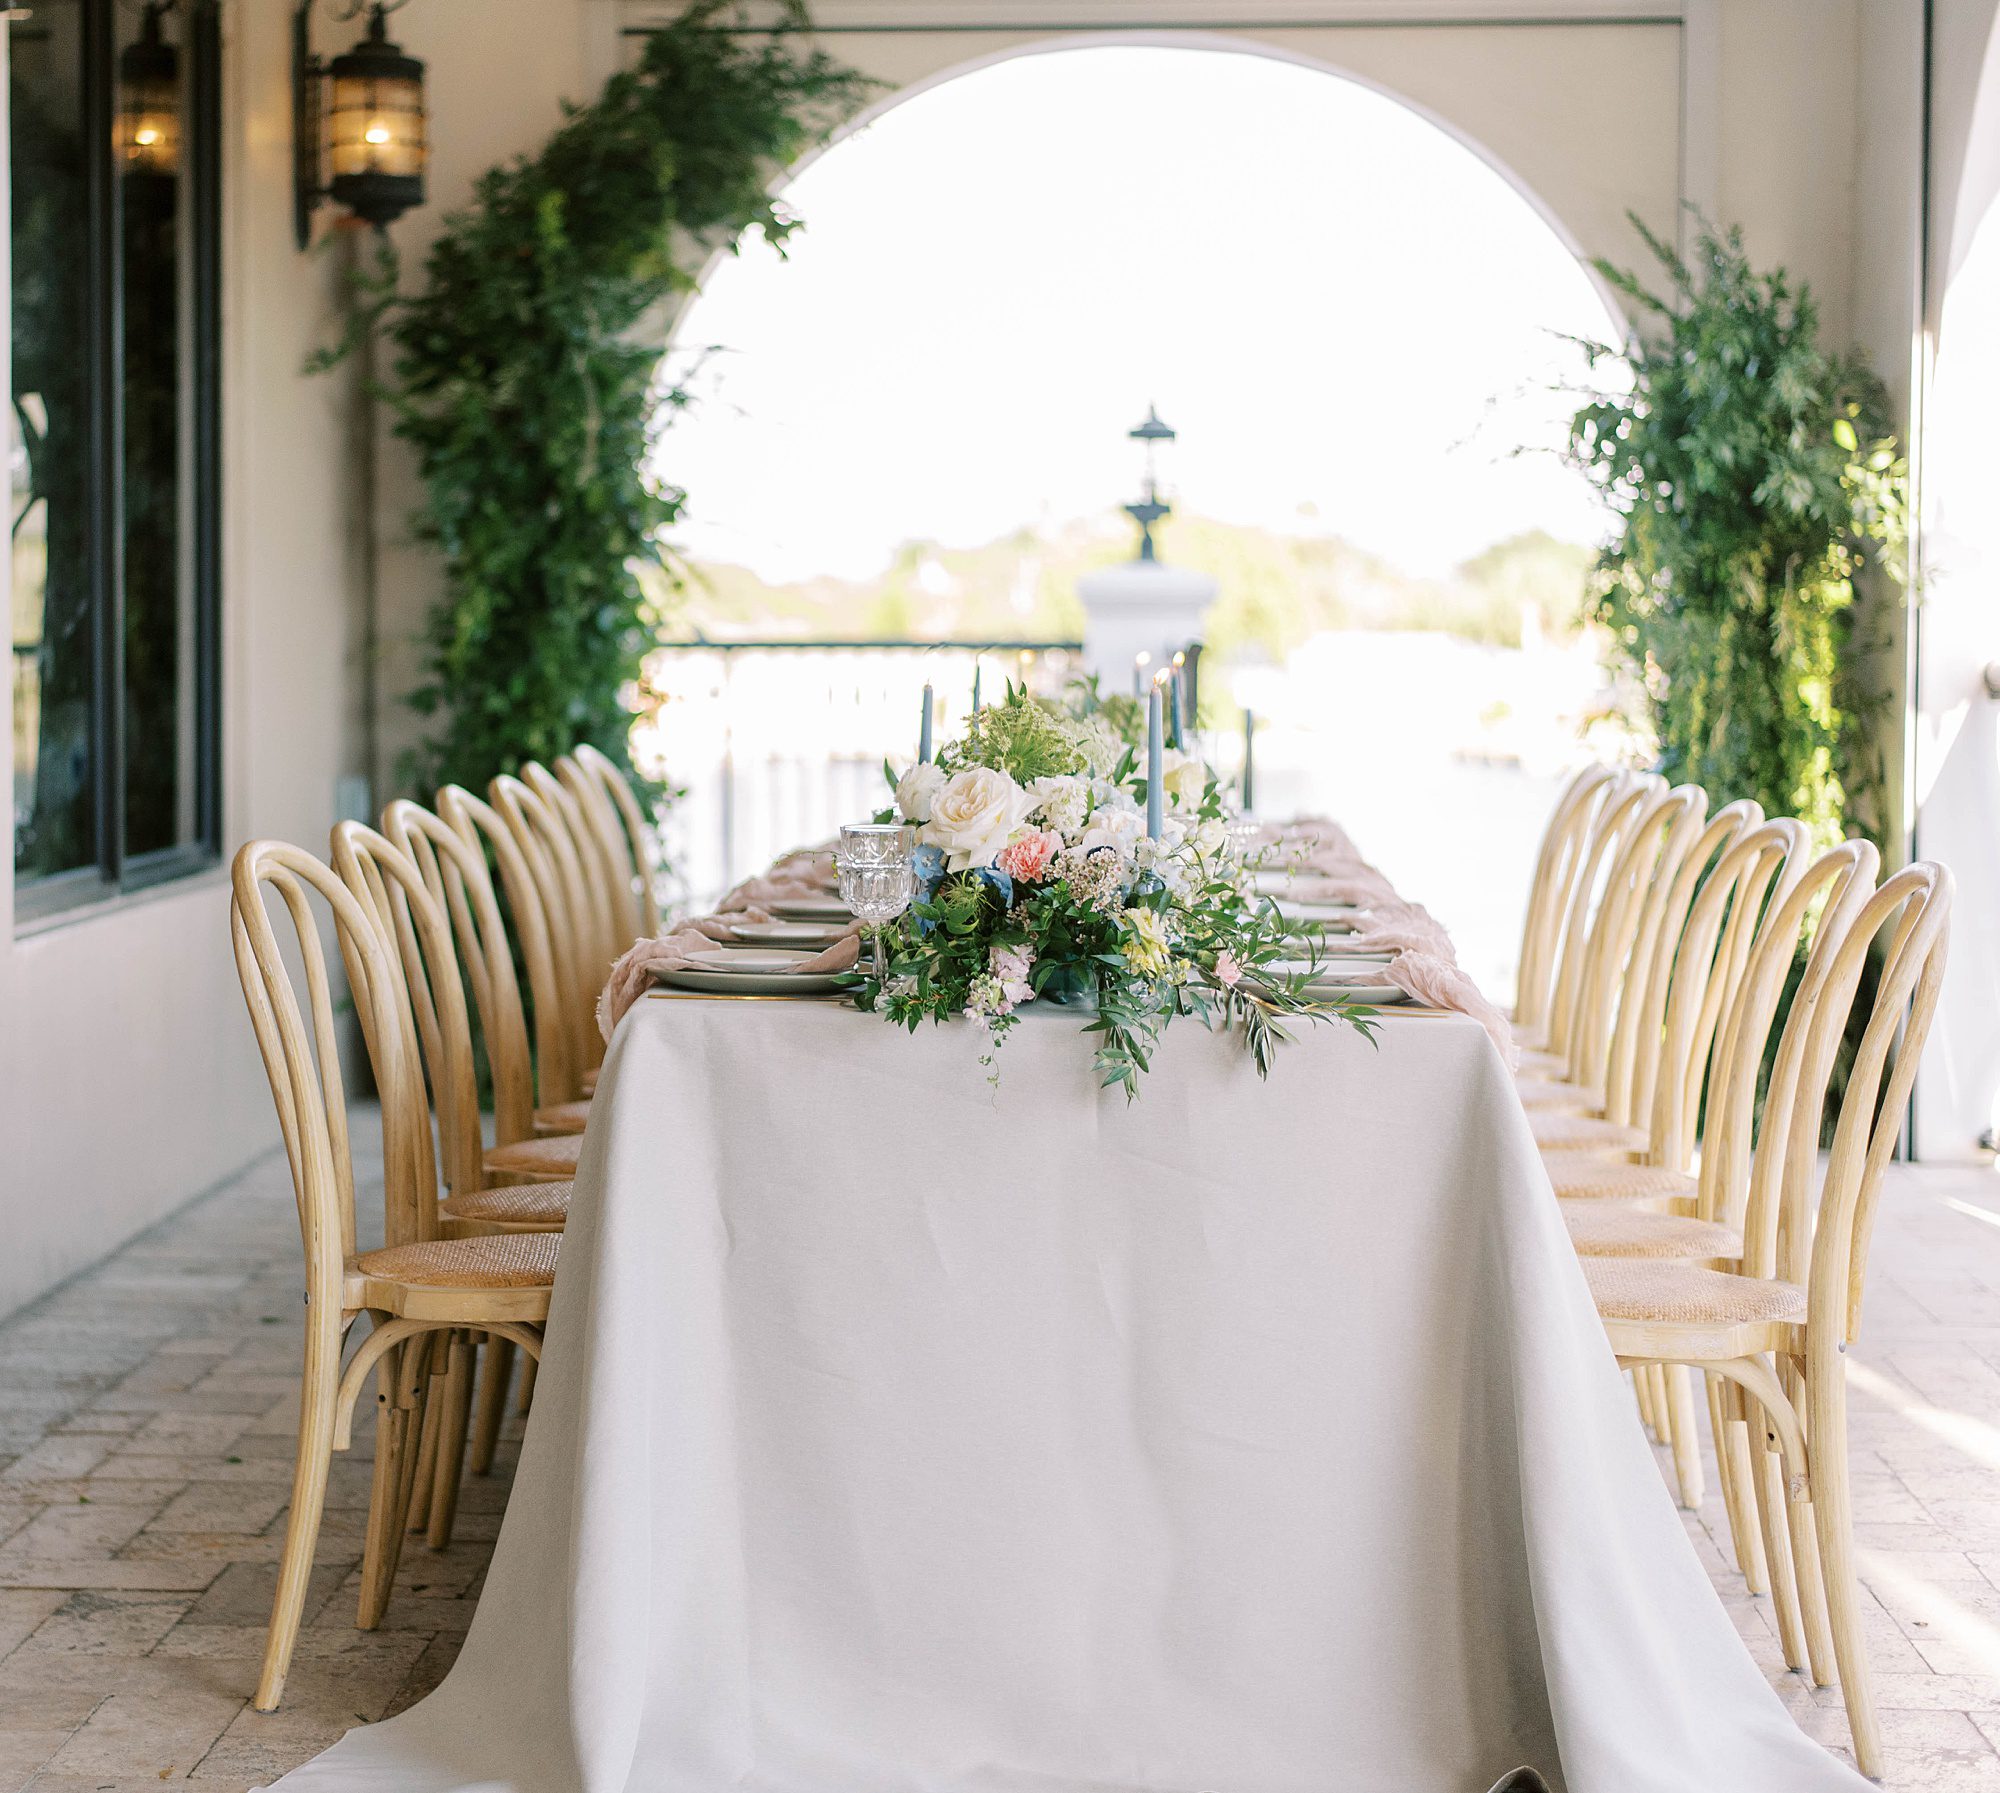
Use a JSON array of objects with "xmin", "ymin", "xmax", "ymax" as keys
[{"xmin": 267, "ymin": 993, "xmax": 1868, "ymax": 1792}]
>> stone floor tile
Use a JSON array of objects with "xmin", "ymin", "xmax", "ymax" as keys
[{"xmin": 36, "ymin": 1683, "xmax": 243, "ymax": 1782}]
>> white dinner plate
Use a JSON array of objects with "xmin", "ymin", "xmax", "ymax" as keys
[
  {"xmin": 771, "ymin": 896, "xmax": 855, "ymax": 923},
  {"xmin": 1309, "ymin": 981, "xmax": 1406, "ymax": 1006},
  {"xmin": 1267, "ymin": 955, "xmax": 1395, "ymax": 979},
  {"xmin": 655, "ymin": 947, "xmax": 848, "ymax": 997},
  {"xmin": 725, "ymin": 919, "xmax": 849, "ymax": 947}
]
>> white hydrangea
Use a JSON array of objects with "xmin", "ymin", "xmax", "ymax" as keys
[{"xmin": 1028, "ymin": 774, "xmax": 1092, "ymax": 844}]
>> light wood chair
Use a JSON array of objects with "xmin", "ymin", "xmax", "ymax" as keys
[
  {"xmin": 1515, "ymin": 771, "xmax": 1665, "ymax": 1078},
  {"xmin": 1551, "ymin": 816, "xmax": 1817, "ymax": 1515},
  {"xmin": 338, "ymin": 816, "xmax": 576, "ymax": 1490},
  {"xmin": 1585, "ymin": 860, "xmax": 1952, "ymax": 1778},
  {"xmin": 567, "ymin": 742, "xmax": 661, "ymax": 941},
  {"xmin": 493, "ymin": 771, "xmax": 605, "ymax": 1128},
  {"xmin": 1512, "ymin": 763, "xmax": 1618, "ymax": 1043},
  {"xmin": 1525, "ymin": 781, "xmax": 1708, "ymax": 1150},
  {"xmin": 230, "ymin": 841, "xmax": 553, "ymax": 1712},
  {"xmin": 437, "ymin": 783, "xmax": 581, "ymax": 1127}
]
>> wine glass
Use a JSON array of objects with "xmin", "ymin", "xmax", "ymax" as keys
[{"xmin": 836, "ymin": 822, "xmax": 916, "ymax": 980}]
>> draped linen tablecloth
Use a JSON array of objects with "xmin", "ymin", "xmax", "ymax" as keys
[{"xmin": 268, "ymin": 1000, "xmax": 1865, "ymax": 1793}]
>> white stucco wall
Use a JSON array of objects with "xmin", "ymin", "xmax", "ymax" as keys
[{"xmin": 0, "ymin": 0, "xmax": 592, "ymax": 1321}]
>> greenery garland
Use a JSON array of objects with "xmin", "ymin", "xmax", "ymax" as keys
[
  {"xmin": 1565, "ymin": 216, "xmax": 1907, "ymax": 843},
  {"xmin": 330, "ymin": 5, "xmax": 875, "ymax": 795}
]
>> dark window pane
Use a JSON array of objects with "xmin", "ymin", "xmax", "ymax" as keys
[
  {"xmin": 119, "ymin": 0, "xmax": 192, "ymax": 859},
  {"xmin": 10, "ymin": 0, "xmax": 97, "ymax": 881}
]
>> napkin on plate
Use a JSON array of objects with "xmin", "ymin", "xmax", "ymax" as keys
[
  {"xmin": 598, "ymin": 925, "xmax": 861, "ymax": 1039},
  {"xmin": 717, "ymin": 873, "xmax": 838, "ymax": 912}
]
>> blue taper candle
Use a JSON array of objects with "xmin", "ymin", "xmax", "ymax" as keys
[
  {"xmin": 919, "ymin": 683, "xmax": 934, "ymax": 763},
  {"xmin": 971, "ymin": 665, "xmax": 982, "ymax": 714},
  {"xmin": 1146, "ymin": 682, "xmax": 1164, "ymax": 840},
  {"xmin": 1242, "ymin": 707, "xmax": 1255, "ymax": 813},
  {"xmin": 1169, "ymin": 669, "xmax": 1184, "ymax": 749}
]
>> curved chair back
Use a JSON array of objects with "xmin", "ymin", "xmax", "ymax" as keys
[
  {"xmin": 1515, "ymin": 763, "xmax": 1616, "ymax": 1034},
  {"xmin": 230, "ymin": 841, "xmax": 424, "ymax": 1291},
  {"xmin": 1704, "ymin": 838, "xmax": 1882, "ymax": 1243},
  {"xmin": 382, "ymin": 799, "xmax": 537, "ymax": 1152},
  {"xmin": 437, "ymin": 783, "xmax": 574, "ymax": 1117},
  {"xmin": 1790, "ymin": 863, "xmax": 1952, "ymax": 1341},
  {"xmin": 330, "ymin": 822, "xmax": 484, "ymax": 1216},
  {"xmin": 1544, "ymin": 772, "xmax": 1665, "ymax": 1063},
  {"xmin": 1581, "ymin": 783, "xmax": 1709, "ymax": 1119},
  {"xmin": 492, "ymin": 772, "xmax": 602, "ymax": 1087},
  {"xmin": 1601, "ymin": 797, "xmax": 1762, "ymax": 1134},
  {"xmin": 526, "ymin": 760, "xmax": 622, "ymax": 994},
  {"xmin": 572, "ymin": 742, "xmax": 661, "ymax": 939}
]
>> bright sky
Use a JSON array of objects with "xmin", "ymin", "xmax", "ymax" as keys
[{"xmin": 655, "ymin": 44, "xmax": 1621, "ymax": 586}]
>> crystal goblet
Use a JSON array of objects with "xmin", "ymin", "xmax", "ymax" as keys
[{"xmin": 836, "ymin": 822, "xmax": 916, "ymax": 981}]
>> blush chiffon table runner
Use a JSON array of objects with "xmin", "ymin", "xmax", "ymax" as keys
[{"xmin": 266, "ymin": 1002, "xmax": 1864, "ymax": 1793}]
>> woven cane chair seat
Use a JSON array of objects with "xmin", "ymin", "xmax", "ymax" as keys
[{"xmin": 1561, "ymin": 1203, "xmax": 1740, "ymax": 1260}]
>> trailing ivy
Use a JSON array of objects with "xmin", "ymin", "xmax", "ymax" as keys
[
  {"xmin": 1565, "ymin": 215, "xmax": 1906, "ymax": 843},
  {"xmin": 329, "ymin": 5, "xmax": 875, "ymax": 795}
]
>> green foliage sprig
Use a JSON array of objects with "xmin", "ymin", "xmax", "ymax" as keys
[
  {"xmin": 1565, "ymin": 215, "xmax": 1907, "ymax": 842},
  {"xmin": 326, "ymin": 6, "xmax": 876, "ymax": 794}
]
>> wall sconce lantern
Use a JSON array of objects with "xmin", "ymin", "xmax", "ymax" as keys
[
  {"xmin": 117, "ymin": 2, "xmax": 181, "ymax": 176},
  {"xmin": 293, "ymin": 1, "xmax": 427, "ymax": 249}
]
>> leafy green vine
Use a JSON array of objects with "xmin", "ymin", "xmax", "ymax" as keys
[
  {"xmin": 326, "ymin": 5, "xmax": 876, "ymax": 795},
  {"xmin": 1565, "ymin": 215, "xmax": 1907, "ymax": 843}
]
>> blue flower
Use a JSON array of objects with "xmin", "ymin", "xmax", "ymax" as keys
[
  {"xmin": 976, "ymin": 865, "xmax": 1015, "ymax": 908},
  {"xmin": 911, "ymin": 843, "xmax": 946, "ymax": 899}
]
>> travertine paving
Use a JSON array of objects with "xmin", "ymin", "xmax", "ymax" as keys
[{"xmin": 5, "ymin": 1139, "xmax": 2000, "ymax": 1788}]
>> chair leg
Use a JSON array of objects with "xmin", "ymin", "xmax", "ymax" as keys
[
  {"xmin": 356, "ymin": 1338, "xmax": 422, "ymax": 1630},
  {"xmin": 405, "ymin": 1335, "xmax": 449, "ymax": 1537},
  {"xmin": 1665, "ymin": 1365, "xmax": 1705, "ymax": 1508},
  {"xmin": 1717, "ymin": 1382, "xmax": 1771, "ymax": 1594},
  {"xmin": 253, "ymin": 1317, "xmax": 342, "ymax": 1712},
  {"xmin": 1646, "ymin": 1365, "xmax": 1673, "ymax": 1443},
  {"xmin": 426, "ymin": 1330, "xmax": 476, "ymax": 1551},
  {"xmin": 1753, "ymin": 1428, "xmax": 1811, "ymax": 1673},
  {"xmin": 470, "ymin": 1334, "xmax": 515, "ymax": 1475},
  {"xmin": 1809, "ymin": 1357, "xmax": 1883, "ymax": 1778},
  {"xmin": 517, "ymin": 1350, "xmax": 538, "ymax": 1415}
]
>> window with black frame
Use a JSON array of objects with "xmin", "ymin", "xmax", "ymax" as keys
[{"xmin": 9, "ymin": 0, "xmax": 220, "ymax": 922}]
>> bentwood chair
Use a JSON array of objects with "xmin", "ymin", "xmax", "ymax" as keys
[
  {"xmin": 1523, "ymin": 782, "xmax": 1708, "ymax": 1144},
  {"xmin": 437, "ymin": 783, "xmax": 582, "ymax": 1130},
  {"xmin": 1586, "ymin": 862, "xmax": 1952, "ymax": 1778},
  {"xmin": 1511, "ymin": 763, "xmax": 1618, "ymax": 1045},
  {"xmin": 566, "ymin": 743, "xmax": 661, "ymax": 940},
  {"xmin": 230, "ymin": 842, "xmax": 554, "ymax": 1712},
  {"xmin": 340, "ymin": 816, "xmax": 575, "ymax": 1490},
  {"xmin": 1515, "ymin": 771, "xmax": 1665, "ymax": 1080},
  {"xmin": 493, "ymin": 771, "xmax": 606, "ymax": 1124}
]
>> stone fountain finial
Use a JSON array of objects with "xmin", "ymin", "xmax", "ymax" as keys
[{"xmin": 1122, "ymin": 405, "xmax": 1175, "ymax": 562}]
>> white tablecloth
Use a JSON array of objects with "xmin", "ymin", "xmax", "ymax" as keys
[{"xmin": 270, "ymin": 999, "xmax": 1865, "ymax": 1793}]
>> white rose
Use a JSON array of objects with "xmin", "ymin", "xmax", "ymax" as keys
[
  {"xmin": 1161, "ymin": 748, "xmax": 1207, "ymax": 810},
  {"xmin": 921, "ymin": 766, "xmax": 1036, "ymax": 870},
  {"xmin": 896, "ymin": 761, "xmax": 946, "ymax": 824}
]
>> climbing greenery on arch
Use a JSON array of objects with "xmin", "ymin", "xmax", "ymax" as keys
[
  {"xmin": 1565, "ymin": 215, "xmax": 1907, "ymax": 844},
  {"xmin": 336, "ymin": 4, "xmax": 876, "ymax": 796}
]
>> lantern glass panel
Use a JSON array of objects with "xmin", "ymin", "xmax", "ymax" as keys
[{"xmin": 326, "ymin": 63, "xmax": 425, "ymax": 181}]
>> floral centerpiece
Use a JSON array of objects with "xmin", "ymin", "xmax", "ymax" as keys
[{"xmin": 857, "ymin": 685, "xmax": 1374, "ymax": 1096}]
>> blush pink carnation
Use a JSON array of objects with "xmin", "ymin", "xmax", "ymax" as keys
[
  {"xmin": 995, "ymin": 827, "xmax": 1061, "ymax": 885},
  {"xmin": 1214, "ymin": 949, "xmax": 1243, "ymax": 989}
]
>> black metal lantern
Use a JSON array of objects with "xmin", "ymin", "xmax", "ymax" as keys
[
  {"xmin": 294, "ymin": 1, "xmax": 427, "ymax": 249},
  {"xmin": 117, "ymin": 3, "xmax": 180, "ymax": 176}
]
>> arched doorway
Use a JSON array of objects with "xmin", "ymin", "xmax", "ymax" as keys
[{"xmin": 646, "ymin": 43, "xmax": 1627, "ymax": 1000}]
